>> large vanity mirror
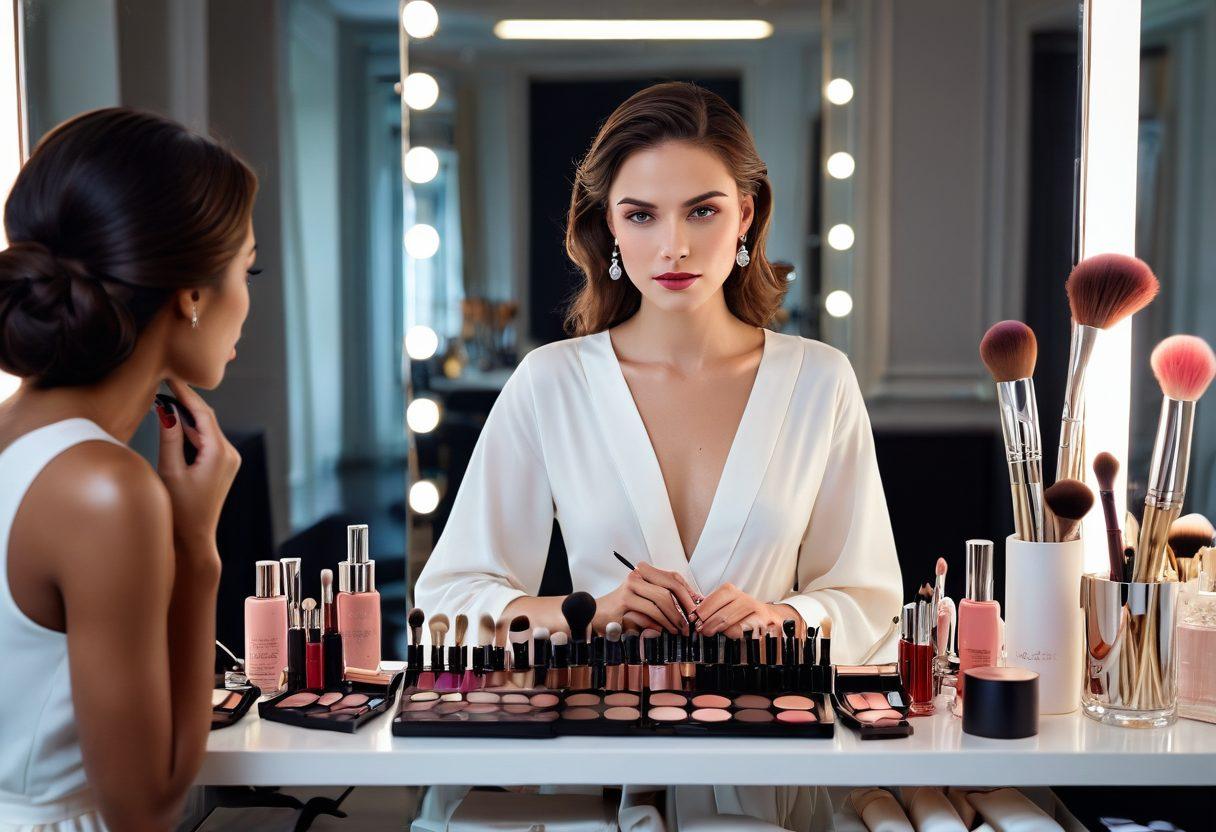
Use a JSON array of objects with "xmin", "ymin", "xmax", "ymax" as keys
[{"xmin": 11, "ymin": 1, "xmax": 1093, "ymax": 656}]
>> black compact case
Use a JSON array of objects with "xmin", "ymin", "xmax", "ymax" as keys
[
  {"xmin": 393, "ymin": 687, "xmax": 561, "ymax": 738},
  {"xmin": 258, "ymin": 672, "xmax": 403, "ymax": 733},
  {"xmin": 210, "ymin": 685, "xmax": 259, "ymax": 730},
  {"xmin": 831, "ymin": 664, "xmax": 913, "ymax": 739}
]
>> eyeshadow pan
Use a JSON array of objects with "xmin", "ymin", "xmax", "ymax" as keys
[
  {"xmin": 336, "ymin": 693, "xmax": 369, "ymax": 709},
  {"xmin": 565, "ymin": 693, "xmax": 601, "ymax": 707},
  {"xmin": 733, "ymin": 694, "xmax": 771, "ymax": 709},
  {"xmin": 317, "ymin": 692, "xmax": 344, "ymax": 707},
  {"xmin": 649, "ymin": 692, "xmax": 687, "ymax": 707},
  {"xmin": 735, "ymin": 708, "xmax": 774, "ymax": 723},
  {"xmin": 530, "ymin": 693, "xmax": 560, "ymax": 707},
  {"xmin": 212, "ymin": 689, "xmax": 233, "ymax": 707},
  {"xmin": 465, "ymin": 703, "xmax": 499, "ymax": 714},
  {"xmin": 410, "ymin": 691, "xmax": 440, "ymax": 702},
  {"xmin": 776, "ymin": 710, "xmax": 818, "ymax": 724},
  {"xmin": 773, "ymin": 695, "xmax": 814, "ymax": 711},
  {"xmin": 435, "ymin": 702, "xmax": 468, "ymax": 715},
  {"xmin": 466, "ymin": 691, "xmax": 500, "ymax": 703},
  {"xmin": 648, "ymin": 706, "xmax": 687, "ymax": 722},
  {"xmin": 329, "ymin": 706, "xmax": 369, "ymax": 717},
  {"xmin": 440, "ymin": 692, "xmax": 463, "ymax": 702},
  {"xmin": 692, "ymin": 694, "xmax": 731, "ymax": 709},
  {"xmin": 404, "ymin": 701, "xmax": 435, "ymax": 712},
  {"xmin": 562, "ymin": 707, "xmax": 600, "ymax": 720},
  {"xmin": 604, "ymin": 706, "xmax": 640, "ymax": 721},
  {"xmin": 501, "ymin": 693, "xmax": 530, "ymax": 704},
  {"xmin": 504, "ymin": 704, "xmax": 533, "ymax": 714},
  {"xmin": 691, "ymin": 708, "xmax": 731, "ymax": 722},
  {"xmin": 855, "ymin": 709, "xmax": 903, "ymax": 724},
  {"xmin": 604, "ymin": 692, "xmax": 640, "ymax": 706},
  {"xmin": 277, "ymin": 692, "xmax": 319, "ymax": 709},
  {"xmin": 863, "ymin": 692, "xmax": 891, "ymax": 710},
  {"xmin": 845, "ymin": 693, "xmax": 870, "ymax": 711}
]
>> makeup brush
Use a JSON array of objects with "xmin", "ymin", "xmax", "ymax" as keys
[
  {"xmin": 472, "ymin": 613, "xmax": 494, "ymax": 674},
  {"xmin": 509, "ymin": 615, "xmax": 531, "ymax": 686},
  {"xmin": 1059, "ymin": 254, "xmax": 1159, "ymax": 481},
  {"xmin": 1093, "ymin": 452, "xmax": 1125, "ymax": 581},
  {"xmin": 451, "ymin": 614, "xmax": 468, "ymax": 673},
  {"xmin": 1044, "ymin": 478, "xmax": 1094, "ymax": 543},
  {"xmin": 818, "ymin": 615, "xmax": 833, "ymax": 669},
  {"xmin": 1135, "ymin": 335, "xmax": 1216, "ymax": 582},
  {"xmin": 428, "ymin": 613, "xmax": 449, "ymax": 672},
  {"xmin": 408, "ymin": 607, "xmax": 425, "ymax": 647},
  {"xmin": 321, "ymin": 570, "xmax": 344, "ymax": 687},
  {"xmin": 980, "ymin": 320, "xmax": 1046, "ymax": 542},
  {"xmin": 604, "ymin": 621, "xmax": 624, "ymax": 690},
  {"xmin": 782, "ymin": 618, "xmax": 799, "ymax": 666},
  {"xmin": 1169, "ymin": 514, "xmax": 1215, "ymax": 581},
  {"xmin": 561, "ymin": 591, "xmax": 597, "ymax": 688},
  {"xmin": 532, "ymin": 626, "xmax": 552, "ymax": 687},
  {"xmin": 932, "ymin": 558, "xmax": 954, "ymax": 664}
]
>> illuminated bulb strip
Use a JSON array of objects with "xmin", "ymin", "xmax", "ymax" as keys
[
  {"xmin": 1077, "ymin": 0, "xmax": 1140, "ymax": 576},
  {"xmin": 493, "ymin": 19, "xmax": 773, "ymax": 40}
]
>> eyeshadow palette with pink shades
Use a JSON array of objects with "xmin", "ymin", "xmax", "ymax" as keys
[
  {"xmin": 393, "ymin": 688, "xmax": 562, "ymax": 738},
  {"xmin": 830, "ymin": 664, "xmax": 913, "ymax": 739},
  {"xmin": 258, "ymin": 673, "xmax": 404, "ymax": 733},
  {"xmin": 210, "ymin": 686, "xmax": 259, "ymax": 730}
]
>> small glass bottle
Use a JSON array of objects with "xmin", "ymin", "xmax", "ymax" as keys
[
  {"xmin": 957, "ymin": 539, "xmax": 1001, "ymax": 700},
  {"xmin": 1178, "ymin": 561, "xmax": 1216, "ymax": 724},
  {"xmin": 244, "ymin": 561, "xmax": 287, "ymax": 694},
  {"xmin": 909, "ymin": 598, "xmax": 936, "ymax": 715}
]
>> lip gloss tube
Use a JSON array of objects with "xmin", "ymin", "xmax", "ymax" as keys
[
  {"xmin": 304, "ymin": 601, "xmax": 322, "ymax": 689},
  {"xmin": 910, "ymin": 600, "xmax": 936, "ymax": 715},
  {"xmin": 643, "ymin": 630, "xmax": 666, "ymax": 690}
]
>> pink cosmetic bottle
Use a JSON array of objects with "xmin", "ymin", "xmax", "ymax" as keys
[
  {"xmin": 245, "ymin": 560, "xmax": 288, "ymax": 694},
  {"xmin": 957, "ymin": 539, "xmax": 1001, "ymax": 700},
  {"xmin": 336, "ymin": 524, "xmax": 381, "ymax": 671}
]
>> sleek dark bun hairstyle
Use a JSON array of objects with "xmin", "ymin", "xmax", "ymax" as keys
[{"xmin": 0, "ymin": 107, "xmax": 257, "ymax": 388}]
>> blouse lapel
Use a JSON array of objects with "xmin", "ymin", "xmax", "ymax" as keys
[
  {"xmin": 578, "ymin": 331, "xmax": 697, "ymax": 589},
  {"xmin": 689, "ymin": 329, "xmax": 803, "ymax": 592}
]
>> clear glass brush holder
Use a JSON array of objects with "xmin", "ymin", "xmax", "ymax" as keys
[{"xmin": 1080, "ymin": 574, "xmax": 1181, "ymax": 728}]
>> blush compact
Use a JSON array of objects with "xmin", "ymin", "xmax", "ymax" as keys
[
  {"xmin": 210, "ymin": 685, "xmax": 259, "ymax": 730},
  {"xmin": 258, "ymin": 672, "xmax": 403, "ymax": 733},
  {"xmin": 831, "ymin": 663, "xmax": 913, "ymax": 739}
]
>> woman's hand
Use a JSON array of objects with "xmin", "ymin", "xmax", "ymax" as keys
[
  {"xmin": 155, "ymin": 378, "xmax": 241, "ymax": 560},
  {"xmin": 594, "ymin": 562, "xmax": 701, "ymax": 634},
  {"xmin": 694, "ymin": 583, "xmax": 801, "ymax": 639}
]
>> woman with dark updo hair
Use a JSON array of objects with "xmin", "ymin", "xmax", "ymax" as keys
[{"xmin": 0, "ymin": 108, "xmax": 257, "ymax": 831}]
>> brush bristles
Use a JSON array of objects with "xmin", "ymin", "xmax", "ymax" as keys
[
  {"xmin": 980, "ymin": 320, "xmax": 1038, "ymax": 382},
  {"xmin": 1066, "ymin": 253, "xmax": 1159, "ymax": 329},
  {"xmin": 510, "ymin": 615, "xmax": 530, "ymax": 633},
  {"xmin": 408, "ymin": 607, "xmax": 425, "ymax": 629},
  {"xmin": 1045, "ymin": 478, "xmax": 1094, "ymax": 521},
  {"xmin": 561, "ymin": 591, "xmax": 597, "ymax": 640},
  {"xmin": 429, "ymin": 613, "xmax": 449, "ymax": 646},
  {"xmin": 478, "ymin": 613, "xmax": 494, "ymax": 646},
  {"xmin": 533, "ymin": 627, "xmax": 550, "ymax": 640},
  {"xmin": 454, "ymin": 614, "xmax": 468, "ymax": 646},
  {"xmin": 1169, "ymin": 514, "xmax": 1216, "ymax": 560},
  {"xmin": 917, "ymin": 582, "xmax": 934, "ymax": 602},
  {"xmin": 935, "ymin": 557, "xmax": 947, "ymax": 577},
  {"xmin": 1093, "ymin": 452, "xmax": 1119, "ymax": 492},
  {"xmin": 783, "ymin": 619, "xmax": 797, "ymax": 637},
  {"xmin": 1151, "ymin": 335, "xmax": 1216, "ymax": 401},
  {"xmin": 606, "ymin": 621, "xmax": 622, "ymax": 641},
  {"xmin": 820, "ymin": 616, "xmax": 833, "ymax": 639},
  {"xmin": 550, "ymin": 631, "xmax": 568, "ymax": 646}
]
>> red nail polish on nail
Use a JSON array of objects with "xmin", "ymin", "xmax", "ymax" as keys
[{"xmin": 156, "ymin": 404, "xmax": 177, "ymax": 429}]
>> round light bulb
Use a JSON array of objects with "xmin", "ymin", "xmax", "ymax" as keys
[
  {"xmin": 826, "ymin": 78, "xmax": 854, "ymax": 105},
  {"xmin": 404, "ymin": 146, "xmax": 439, "ymax": 183},
  {"xmin": 403, "ymin": 72, "xmax": 439, "ymax": 110},
  {"xmin": 824, "ymin": 290, "xmax": 854, "ymax": 318},
  {"xmin": 827, "ymin": 223, "xmax": 855, "ymax": 251},
  {"xmin": 409, "ymin": 480, "xmax": 441, "ymax": 514},
  {"xmin": 405, "ymin": 223, "xmax": 440, "ymax": 259},
  {"xmin": 401, "ymin": 1, "xmax": 438, "ymax": 38},
  {"xmin": 826, "ymin": 151, "xmax": 855, "ymax": 179},
  {"xmin": 406, "ymin": 397, "xmax": 441, "ymax": 433},
  {"xmin": 405, "ymin": 325, "xmax": 439, "ymax": 360}
]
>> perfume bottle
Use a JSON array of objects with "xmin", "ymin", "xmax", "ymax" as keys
[{"xmin": 1178, "ymin": 560, "xmax": 1216, "ymax": 724}]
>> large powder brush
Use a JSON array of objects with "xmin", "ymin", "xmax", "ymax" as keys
[
  {"xmin": 980, "ymin": 320, "xmax": 1046, "ymax": 541},
  {"xmin": 1134, "ymin": 335, "xmax": 1216, "ymax": 582},
  {"xmin": 1044, "ymin": 478, "xmax": 1094, "ymax": 543},
  {"xmin": 1059, "ymin": 255, "xmax": 1159, "ymax": 482}
]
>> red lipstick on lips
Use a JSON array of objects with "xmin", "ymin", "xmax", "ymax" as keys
[{"xmin": 653, "ymin": 272, "xmax": 700, "ymax": 291}]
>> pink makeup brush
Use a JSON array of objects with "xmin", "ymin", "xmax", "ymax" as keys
[
  {"xmin": 1093, "ymin": 452, "xmax": 1125, "ymax": 581},
  {"xmin": 1134, "ymin": 335, "xmax": 1216, "ymax": 582},
  {"xmin": 1059, "ymin": 255, "xmax": 1159, "ymax": 482}
]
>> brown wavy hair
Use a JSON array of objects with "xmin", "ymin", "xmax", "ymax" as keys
[
  {"xmin": 0, "ymin": 107, "xmax": 257, "ymax": 387},
  {"xmin": 564, "ymin": 82, "xmax": 789, "ymax": 336}
]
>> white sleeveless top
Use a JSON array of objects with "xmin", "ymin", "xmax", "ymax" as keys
[{"xmin": 0, "ymin": 418, "xmax": 122, "ymax": 831}]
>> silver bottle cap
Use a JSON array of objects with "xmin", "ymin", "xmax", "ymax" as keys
[
  {"xmin": 280, "ymin": 557, "xmax": 302, "ymax": 605},
  {"xmin": 349, "ymin": 560, "xmax": 376, "ymax": 593},
  {"xmin": 255, "ymin": 560, "xmax": 281, "ymax": 598},
  {"xmin": 348, "ymin": 524, "xmax": 370, "ymax": 564},
  {"xmin": 900, "ymin": 603, "xmax": 915, "ymax": 642},
  {"xmin": 337, "ymin": 561, "xmax": 350, "ymax": 592},
  {"xmin": 965, "ymin": 539, "xmax": 994, "ymax": 602}
]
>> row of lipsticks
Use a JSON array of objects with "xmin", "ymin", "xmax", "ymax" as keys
[
  {"xmin": 243, "ymin": 524, "xmax": 384, "ymax": 695},
  {"xmin": 404, "ymin": 591, "xmax": 836, "ymax": 694}
]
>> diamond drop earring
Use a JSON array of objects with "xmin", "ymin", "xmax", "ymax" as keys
[
  {"xmin": 608, "ymin": 238, "xmax": 622, "ymax": 280},
  {"xmin": 191, "ymin": 305, "xmax": 199, "ymax": 329},
  {"xmin": 735, "ymin": 235, "xmax": 750, "ymax": 268}
]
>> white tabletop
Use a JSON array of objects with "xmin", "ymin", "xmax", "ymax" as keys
[{"xmin": 199, "ymin": 699, "xmax": 1216, "ymax": 787}]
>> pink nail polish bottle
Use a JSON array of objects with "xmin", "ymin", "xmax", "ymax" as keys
[
  {"xmin": 336, "ymin": 524, "xmax": 381, "ymax": 672},
  {"xmin": 245, "ymin": 560, "xmax": 288, "ymax": 695},
  {"xmin": 957, "ymin": 539, "xmax": 1001, "ymax": 701}
]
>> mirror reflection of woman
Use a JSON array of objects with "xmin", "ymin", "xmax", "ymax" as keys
[
  {"xmin": 416, "ymin": 82, "xmax": 901, "ymax": 829},
  {"xmin": 0, "ymin": 109, "xmax": 255, "ymax": 831}
]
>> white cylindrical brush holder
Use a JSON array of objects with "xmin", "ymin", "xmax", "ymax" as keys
[{"xmin": 1004, "ymin": 534, "xmax": 1085, "ymax": 714}]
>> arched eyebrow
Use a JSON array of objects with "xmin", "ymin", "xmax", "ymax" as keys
[{"xmin": 615, "ymin": 190, "xmax": 728, "ymax": 209}]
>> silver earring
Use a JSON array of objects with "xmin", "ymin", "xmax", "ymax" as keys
[
  {"xmin": 608, "ymin": 238, "xmax": 622, "ymax": 280},
  {"xmin": 191, "ymin": 305, "xmax": 199, "ymax": 329},
  {"xmin": 735, "ymin": 235, "xmax": 750, "ymax": 268}
]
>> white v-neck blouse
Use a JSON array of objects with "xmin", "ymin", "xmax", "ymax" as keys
[{"xmin": 415, "ymin": 328, "xmax": 903, "ymax": 662}]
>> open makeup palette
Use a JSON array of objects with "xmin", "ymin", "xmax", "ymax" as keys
[
  {"xmin": 210, "ymin": 686, "xmax": 260, "ymax": 730},
  {"xmin": 259, "ymin": 672, "xmax": 404, "ymax": 733},
  {"xmin": 830, "ymin": 664, "xmax": 913, "ymax": 739}
]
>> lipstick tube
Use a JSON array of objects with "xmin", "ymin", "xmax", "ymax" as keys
[
  {"xmin": 281, "ymin": 558, "xmax": 305, "ymax": 691},
  {"xmin": 304, "ymin": 605, "xmax": 322, "ymax": 689},
  {"xmin": 910, "ymin": 600, "xmax": 936, "ymax": 715},
  {"xmin": 643, "ymin": 631, "xmax": 666, "ymax": 690}
]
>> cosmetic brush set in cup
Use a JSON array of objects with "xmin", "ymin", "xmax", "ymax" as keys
[{"xmin": 977, "ymin": 253, "xmax": 1216, "ymax": 725}]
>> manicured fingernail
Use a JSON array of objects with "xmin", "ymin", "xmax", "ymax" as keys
[{"xmin": 155, "ymin": 403, "xmax": 176, "ymax": 429}]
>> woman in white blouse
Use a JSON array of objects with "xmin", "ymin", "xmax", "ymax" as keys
[{"xmin": 415, "ymin": 81, "xmax": 902, "ymax": 831}]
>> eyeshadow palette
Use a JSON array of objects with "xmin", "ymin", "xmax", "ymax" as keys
[
  {"xmin": 210, "ymin": 685, "xmax": 259, "ymax": 730},
  {"xmin": 831, "ymin": 663, "xmax": 913, "ymax": 739},
  {"xmin": 259, "ymin": 672, "xmax": 404, "ymax": 733},
  {"xmin": 393, "ymin": 688, "xmax": 561, "ymax": 738},
  {"xmin": 554, "ymin": 689, "xmax": 834, "ymax": 738}
]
